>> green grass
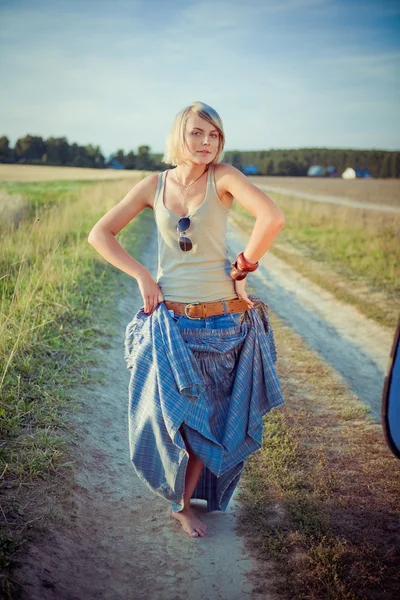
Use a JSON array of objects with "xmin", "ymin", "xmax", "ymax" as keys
[
  {"xmin": 232, "ymin": 199, "xmax": 400, "ymax": 296},
  {"xmin": 231, "ymin": 197, "xmax": 400, "ymax": 329},
  {"xmin": 239, "ymin": 399, "xmax": 398, "ymax": 599},
  {"xmin": 0, "ymin": 179, "xmax": 98, "ymax": 204},
  {"xmin": 281, "ymin": 223, "xmax": 399, "ymax": 294},
  {"xmin": 236, "ymin": 298, "xmax": 400, "ymax": 599},
  {"xmin": 0, "ymin": 180, "xmax": 102, "ymax": 245},
  {"xmin": 0, "ymin": 176, "xmax": 151, "ymax": 596}
]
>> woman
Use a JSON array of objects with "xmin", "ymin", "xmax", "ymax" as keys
[{"xmin": 88, "ymin": 101, "xmax": 285, "ymax": 539}]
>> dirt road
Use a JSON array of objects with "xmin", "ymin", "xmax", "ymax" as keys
[
  {"xmin": 16, "ymin": 231, "xmax": 273, "ymax": 600},
  {"xmin": 15, "ymin": 216, "xmax": 393, "ymax": 598}
]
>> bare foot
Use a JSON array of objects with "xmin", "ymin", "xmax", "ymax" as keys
[{"xmin": 170, "ymin": 508, "xmax": 207, "ymax": 538}]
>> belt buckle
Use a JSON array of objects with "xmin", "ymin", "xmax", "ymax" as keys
[{"xmin": 184, "ymin": 302, "xmax": 202, "ymax": 320}]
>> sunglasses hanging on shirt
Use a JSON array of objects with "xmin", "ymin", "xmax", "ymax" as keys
[{"xmin": 177, "ymin": 217, "xmax": 192, "ymax": 251}]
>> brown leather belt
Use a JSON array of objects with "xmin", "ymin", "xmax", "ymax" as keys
[{"xmin": 164, "ymin": 298, "xmax": 249, "ymax": 320}]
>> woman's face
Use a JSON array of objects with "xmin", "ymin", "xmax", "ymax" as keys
[{"xmin": 182, "ymin": 114, "xmax": 220, "ymax": 166}]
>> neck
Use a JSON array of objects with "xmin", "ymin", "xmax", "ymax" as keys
[{"xmin": 174, "ymin": 163, "xmax": 208, "ymax": 185}]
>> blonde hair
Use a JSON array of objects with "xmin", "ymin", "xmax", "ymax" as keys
[{"xmin": 162, "ymin": 101, "xmax": 225, "ymax": 166}]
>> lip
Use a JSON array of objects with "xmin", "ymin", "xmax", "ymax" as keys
[{"xmin": 198, "ymin": 151, "xmax": 210, "ymax": 154}]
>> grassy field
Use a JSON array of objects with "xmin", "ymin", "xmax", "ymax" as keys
[
  {"xmin": 0, "ymin": 164, "xmax": 144, "ymax": 182},
  {"xmin": 236, "ymin": 301, "xmax": 400, "ymax": 600},
  {"xmin": 1, "ymin": 165, "xmax": 399, "ymax": 599},
  {"xmin": 232, "ymin": 185, "xmax": 400, "ymax": 329},
  {"xmin": 0, "ymin": 171, "xmax": 153, "ymax": 597},
  {"xmin": 231, "ymin": 177, "xmax": 400, "ymax": 597},
  {"xmin": 0, "ymin": 180, "xmax": 98, "ymax": 234}
]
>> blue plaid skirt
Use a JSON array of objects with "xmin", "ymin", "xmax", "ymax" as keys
[{"xmin": 124, "ymin": 294, "xmax": 285, "ymax": 513}]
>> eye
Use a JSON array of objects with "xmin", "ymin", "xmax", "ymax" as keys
[
  {"xmin": 211, "ymin": 133, "xmax": 218, "ymax": 138},
  {"xmin": 192, "ymin": 131, "xmax": 200, "ymax": 135}
]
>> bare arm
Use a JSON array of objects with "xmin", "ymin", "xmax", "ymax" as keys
[
  {"xmin": 87, "ymin": 173, "xmax": 163, "ymax": 313},
  {"xmin": 217, "ymin": 164, "xmax": 285, "ymax": 264}
]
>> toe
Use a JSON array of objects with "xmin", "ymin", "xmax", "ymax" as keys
[{"xmin": 196, "ymin": 527, "xmax": 205, "ymax": 537}]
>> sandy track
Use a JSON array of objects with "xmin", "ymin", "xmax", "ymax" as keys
[
  {"xmin": 16, "ymin": 228, "xmax": 272, "ymax": 600},
  {"xmin": 227, "ymin": 219, "xmax": 393, "ymax": 421},
  {"xmin": 15, "ymin": 212, "xmax": 393, "ymax": 598}
]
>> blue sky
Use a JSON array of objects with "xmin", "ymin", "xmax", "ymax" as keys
[{"xmin": 1, "ymin": 0, "xmax": 399, "ymax": 155}]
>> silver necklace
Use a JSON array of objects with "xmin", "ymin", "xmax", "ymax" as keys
[{"xmin": 174, "ymin": 168, "xmax": 207, "ymax": 207}]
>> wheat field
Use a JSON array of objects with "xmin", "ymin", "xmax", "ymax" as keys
[{"xmin": 0, "ymin": 164, "xmax": 146, "ymax": 182}]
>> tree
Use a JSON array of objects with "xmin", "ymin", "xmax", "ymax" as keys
[
  {"xmin": 136, "ymin": 145, "xmax": 153, "ymax": 170},
  {"xmin": 115, "ymin": 149, "xmax": 126, "ymax": 167},
  {"xmin": 0, "ymin": 137, "xmax": 14, "ymax": 163},
  {"xmin": 85, "ymin": 144, "xmax": 105, "ymax": 168},
  {"xmin": 266, "ymin": 159, "xmax": 275, "ymax": 175},
  {"xmin": 45, "ymin": 136, "xmax": 71, "ymax": 165},
  {"xmin": 231, "ymin": 151, "xmax": 242, "ymax": 171},
  {"xmin": 125, "ymin": 151, "xmax": 136, "ymax": 170},
  {"xmin": 14, "ymin": 135, "xmax": 46, "ymax": 163}
]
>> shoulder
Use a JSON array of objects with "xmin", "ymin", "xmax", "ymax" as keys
[
  {"xmin": 213, "ymin": 162, "xmax": 240, "ymax": 176},
  {"xmin": 130, "ymin": 171, "xmax": 162, "ymax": 209},
  {"xmin": 213, "ymin": 163, "xmax": 246, "ymax": 193}
]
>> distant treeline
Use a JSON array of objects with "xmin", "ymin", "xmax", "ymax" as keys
[
  {"xmin": 222, "ymin": 149, "xmax": 400, "ymax": 178},
  {"xmin": 0, "ymin": 135, "xmax": 399, "ymax": 178},
  {"xmin": 0, "ymin": 135, "xmax": 157, "ymax": 171}
]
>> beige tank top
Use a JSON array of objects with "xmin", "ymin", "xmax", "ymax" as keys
[{"xmin": 153, "ymin": 165, "xmax": 238, "ymax": 303}]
